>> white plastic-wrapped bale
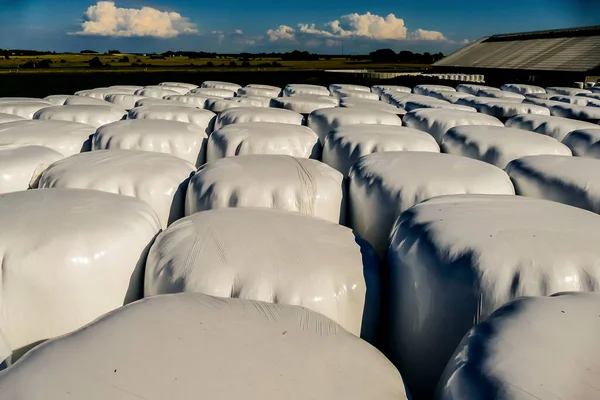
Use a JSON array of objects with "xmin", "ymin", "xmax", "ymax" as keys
[
  {"xmin": 523, "ymin": 97, "xmax": 569, "ymax": 109},
  {"xmin": 403, "ymin": 109, "xmax": 504, "ymax": 144},
  {"xmin": 0, "ymin": 293, "xmax": 408, "ymax": 400},
  {"xmin": 135, "ymin": 98, "xmax": 195, "ymax": 108},
  {"xmin": 549, "ymin": 103, "xmax": 600, "ymax": 123},
  {"xmin": 0, "ymin": 113, "xmax": 25, "ymax": 123},
  {"xmin": 158, "ymin": 82, "xmax": 198, "ymax": 90},
  {"xmin": 525, "ymin": 92, "xmax": 557, "ymax": 100},
  {"xmin": 283, "ymin": 84, "xmax": 330, "ymax": 97},
  {"xmin": 477, "ymin": 89, "xmax": 525, "ymax": 100},
  {"xmin": 204, "ymin": 98, "xmax": 246, "ymax": 113},
  {"xmin": 332, "ymin": 89, "xmax": 380, "ymax": 101},
  {"xmin": 128, "ymin": 105, "xmax": 215, "ymax": 133},
  {"xmin": 339, "ymin": 98, "xmax": 405, "ymax": 117},
  {"xmin": 0, "ymin": 146, "xmax": 64, "ymax": 194},
  {"xmin": 63, "ymin": 96, "xmax": 112, "ymax": 106},
  {"xmin": 190, "ymin": 87, "xmax": 237, "ymax": 98},
  {"xmin": 500, "ymin": 84, "xmax": 546, "ymax": 95},
  {"xmin": 593, "ymin": 86, "xmax": 600, "ymax": 93},
  {"xmin": 383, "ymin": 194, "xmax": 600, "ymax": 399},
  {"xmin": 456, "ymin": 84, "xmax": 501, "ymax": 95},
  {"xmin": 207, "ymin": 122, "xmax": 320, "ymax": 161},
  {"xmin": 390, "ymin": 94, "xmax": 448, "ymax": 109},
  {"xmin": 74, "ymin": 88, "xmax": 115, "ymax": 99},
  {"xmin": 562, "ymin": 128, "xmax": 600, "ymax": 157},
  {"xmin": 214, "ymin": 107, "xmax": 304, "ymax": 130},
  {"xmin": 0, "ymin": 120, "xmax": 96, "ymax": 156},
  {"xmin": 308, "ymin": 108, "xmax": 402, "ymax": 143},
  {"xmin": 93, "ymin": 119, "xmax": 208, "ymax": 166},
  {"xmin": 404, "ymin": 99, "xmax": 477, "ymax": 113},
  {"xmin": 413, "ymin": 85, "xmax": 456, "ymax": 96},
  {"xmin": 579, "ymin": 92, "xmax": 600, "ymax": 101},
  {"xmin": 427, "ymin": 91, "xmax": 475, "ymax": 104},
  {"xmin": 133, "ymin": 87, "xmax": 180, "ymax": 99},
  {"xmin": 43, "ymin": 95, "xmax": 70, "ymax": 105},
  {"xmin": 146, "ymin": 208, "xmax": 381, "ymax": 340},
  {"xmin": 458, "ymin": 96, "xmax": 524, "ymax": 108},
  {"xmin": 270, "ymin": 95, "xmax": 338, "ymax": 114},
  {"xmin": 144, "ymin": 85, "xmax": 190, "ymax": 95},
  {"xmin": 38, "ymin": 150, "xmax": 195, "ymax": 228},
  {"xmin": 546, "ymin": 87, "xmax": 591, "ymax": 96},
  {"xmin": 238, "ymin": 85, "xmax": 281, "ymax": 97},
  {"xmin": 438, "ymin": 292, "xmax": 600, "ymax": 400},
  {"xmin": 472, "ymin": 101, "xmax": 550, "ymax": 120},
  {"xmin": 104, "ymin": 94, "xmax": 146, "ymax": 110},
  {"xmin": 505, "ymin": 114, "xmax": 600, "ymax": 141},
  {"xmin": 381, "ymin": 91, "xmax": 412, "ymax": 104},
  {"xmin": 107, "ymin": 85, "xmax": 143, "ymax": 94},
  {"xmin": 0, "ymin": 188, "xmax": 160, "ymax": 361},
  {"xmin": 371, "ymin": 85, "xmax": 412, "ymax": 96},
  {"xmin": 550, "ymin": 95, "xmax": 600, "ymax": 107},
  {"xmin": 348, "ymin": 152, "xmax": 514, "ymax": 255},
  {"xmin": 229, "ymin": 95, "xmax": 274, "ymax": 107},
  {"xmin": 0, "ymin": 97, "xmax": 52, "ymax": 104},
  {"xmin": 323, "ymin": 125, "xmax": 439, "ymax": 176},
  {"xmin": 0, "ymin": 101, "xmax": 54, "ymax": 119},
  {"xmin": 186, "ymin": 155, "xmax": 345, "ymax": 224},
  {"xmin": 329, "ymin": 84, "xmax": 371, "ymax": 94},
  {"xmin": 162, "ymin": 94, "xmax": 209, "ymax": 108},
  {"xmin": 201, "ymin": 81, "xmax": 241, "ymax": 92},
  {"xmin": 441, "ymin": 126, "xmax": 572, "ymax": 168},
  {"xmin": 506, "ymin": 155, "xmax": 600, "ymax": 214},
  {"xmin": 33, "ymin": 105, "xmax": 126, "ymax": 128}
]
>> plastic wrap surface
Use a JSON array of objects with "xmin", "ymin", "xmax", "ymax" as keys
[
  {"xmin": 270, "ymin": 96, "xmax": 338, "ymax": 114},
  {"xmin": 190, "ymin": 87, "xmax": 237, "ymax": 98},
  {"xmin": 93, "ymin": 119, "xmax": 208, "ymax": 166},
  {"xmin": 214, "ymin": 107, "xmax": 303, "ymax": 130},
  {"xmin": 456, "ymin": 84, "xmax": 501, "ymax": 96},
  {"xmin": 549, "ymin": 103, "xmax": 600, "ymax": 122},
  {"xmin": 228, "ymin": 95, "xmax": 274, "ymax": 107},
  {"xmin": 413, "ymin": 85, "xmax": 456, "ymax": 96},
  {"xmin": 505, "ymin": 114, "xmax": 599, "ymax": 141},
  {"xmin": 383, "ymin": 194, "xmax": 600, "ymax": 399},
  {"xmin": 323, "ymin": 125, "xmax": 439, "ymax": 176},
  {"xmin": 204, "ymin": 99, "xmax": 246, "ymax": 113},
  {"xmin": 0, "ymin": 293, "xmax": 408, "ymax": 400},
  {"xmin": 403, "ymin": 109, "xmax": 504, "ymax": 143},
  {"xmin": 442, "ymin": 126, "xmax": 571, "ymax": 168},
  {"xmin": 308, "ymin": 108, "xmax": 402, "ymax": 142},
  {"xmin": 349, "ymin": 152, "xmax": 514, "ymax": 255},
  {"xmin": 551, "ymin": 95, "xmax": 600, "ymax": 107},
  {"xmin": 64, "ymin": 96, "xmax": 111, "ymax": 107},
  {"xmin": 472, "ymin": 101, "xmax": 550, "ymax": 118},
  {"xmin": 0, "ymin": 120, "xmax": 96, "ymax": 156},
  {"xmin": 127, "ymin": 105, "xmax": 215, "ymax": 133},
  {"xmin": 0, "ymin": 146, "xmax": 64, "ymax": 194},
  {"xmin": 339, "ymin": 98, "xmax": 405, "ymax": 115},
  {"xmin": 438, "ymin": 293, "xmax": 600, "ymax": 400},
  {"xmin": 145, "ymin": 208, "xmax": 381, "ymax": 339},
  {"xmin": 159, "ymin": 82, "xmax": 198, "ymax": 90},
  {"xmin": 0, "ymin": 102, "xmax": 55, "ymax": 119},
  {"xmin": 104, "ymin": 94, "xmax": 146, "ymax": 110},
  {"xmin": 371, "ymin": 85, "xmax": 412, "ymax": 96},
  {"xmin": 163, "ymin": 94, "xmax": 210, "ymax": 107},
  {"xmin": 506, "ymin": 155, "xmax": 600, "ymax": 214},
  {"xmin": 283, "ymin": 84, "xmax": 330, "ymax": 97},
  {"xmin": 238, "ymin": 86, "xmax": 281, "ymax": 97},
  {"xmin": 546, "ymin": 87, "xmax": 591, "ymax": 96},
  {"xmin": 404, "ymin": 99, "xmax": 476, "ymax": 113},
  {"xmin": 0, "ymin": 188, "xmax": 160, "ymax": 357},
  {"xmin": 133, "ymin": 87, "xmax": 180, "ymax": 99},
  {"xmin": 332, "ymin": 89, "xmax": 380, "ymax": 101},
  {"xmin": 0, "ymin": 113, "xmax": 25, "ymax": 123},
  {"xmin": 43, "ymin": 95, "xmax": 70, "ymax": 105},
  {"xmin": 207, "ymin": 122, "xmax": 320, "ymax": 161},
  {"xmin": 562, "ymin": 128, "xmax": 600, "ymax": 157},
  {"xmin": 200, "ymin": 81, "xmax": 241, "ymax": 91},
  {"xmin": 38, "ymin": 150, "xmax": 195, "ymax": 227},
  {"xmin": 33, "ymin": 105, "xmax": 126, "ymax": 128},
  {"xmin": 186, "ymin": 155, "xmax": 345, "ymax": 223},
  {"xmin": 500, "ymin": 84, "xmax": 546, "ymax": 95}
]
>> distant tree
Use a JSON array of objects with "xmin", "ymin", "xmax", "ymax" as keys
[
  {"xmin": 241, "ymin": 61, "xmax": 250, "ymax": 67},
  {"xmin": 108, "ymin": 50, "xmax": 121, "ymax": 54},
  {"xmin": 80, "ymin": 50, "xmax": 98, "ymax": 54},
  {"xmin": 229, "ymin": 61, "xmax": 237, "ymax": 67},
  {"xmin": 369, "ymin": 49, "xmax": 397, "ymax": 62},
  {"xmin": 88, "ymin": 56, "xmax": 103, "ymax": 68},
  {"xmin": 119, "ymin": 56, "xmax": 130, "ymax": 63},
  {"xmin": 206, "ymin": 61, "xmax": 214, "ymax": 67},
  {"xmin": 4, "ymin": 55, "xmax": 9, "ymax": 60},
  {"xmin": 21, "ymin": 59, "xmax": 51, "ymax": 69},
  {"xmin": 60, "ymin": 59, "xmax": 66, "ymax": 63},
  {"xmin": 136, "ymin": 58, "xmax": 142, "ymax": 63}
]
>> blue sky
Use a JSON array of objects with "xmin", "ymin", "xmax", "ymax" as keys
[{"xmin": 0, "ymin": 0, "xmax": 598, "ymax": 54}]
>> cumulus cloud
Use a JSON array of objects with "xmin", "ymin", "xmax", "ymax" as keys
[
  {"xmin": 74, "ymin": 1, "xmax": 198, "ymax": 38},
  {"xmin": 267, "ymin": 25, "xmax": 296, "ymax": 41},
  {"xmin": 267, "ymin": 12, "xmax": 450, "ymax": 43}
]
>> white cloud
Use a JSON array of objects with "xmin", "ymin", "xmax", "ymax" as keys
[
  {"xmin": 73, "ymin": 1, "xmax": 198, "ymax": 38},
  {"xmin": 267, "ymin": 25, "xmax": 296, "ymax": 41},
  {"xmin": 267, "ymin": 12, "xmax": 450, "ymax": 43}
]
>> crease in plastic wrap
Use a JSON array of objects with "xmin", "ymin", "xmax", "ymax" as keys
[
  {"xmin": 308, "ymin": 108, "xmax": 402, "ymax": 143},
  {"xmin": 505, "ymin": 114, "xmax": 600, "ymax": 141},
  {"xmin": 0, "ymin": 145, "xmax": 64, "ymax": 194},
  {"xmin": 127, "ymin": 105, "xmax": 216, "ymax": 133},
  {"xmin": 33, "ymin": 105, "xmax": 127, "ymax": 128},
  {"xmin": 214, "ymin": 107, "xmax": 304, "ymax": 130}
]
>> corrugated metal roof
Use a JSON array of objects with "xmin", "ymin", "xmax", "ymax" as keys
[{"xmin": 434, "ymin": 26, "xmax": 600, "ymax": 72}]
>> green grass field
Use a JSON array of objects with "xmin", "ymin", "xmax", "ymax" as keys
[{"xmin": 0, "ymin": 53, "xmax": 429, "ymax": 73}]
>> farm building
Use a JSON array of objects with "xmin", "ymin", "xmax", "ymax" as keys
[{"xmin": 433, "ymin": 25, "xmax": 600, "ymax": 87}]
